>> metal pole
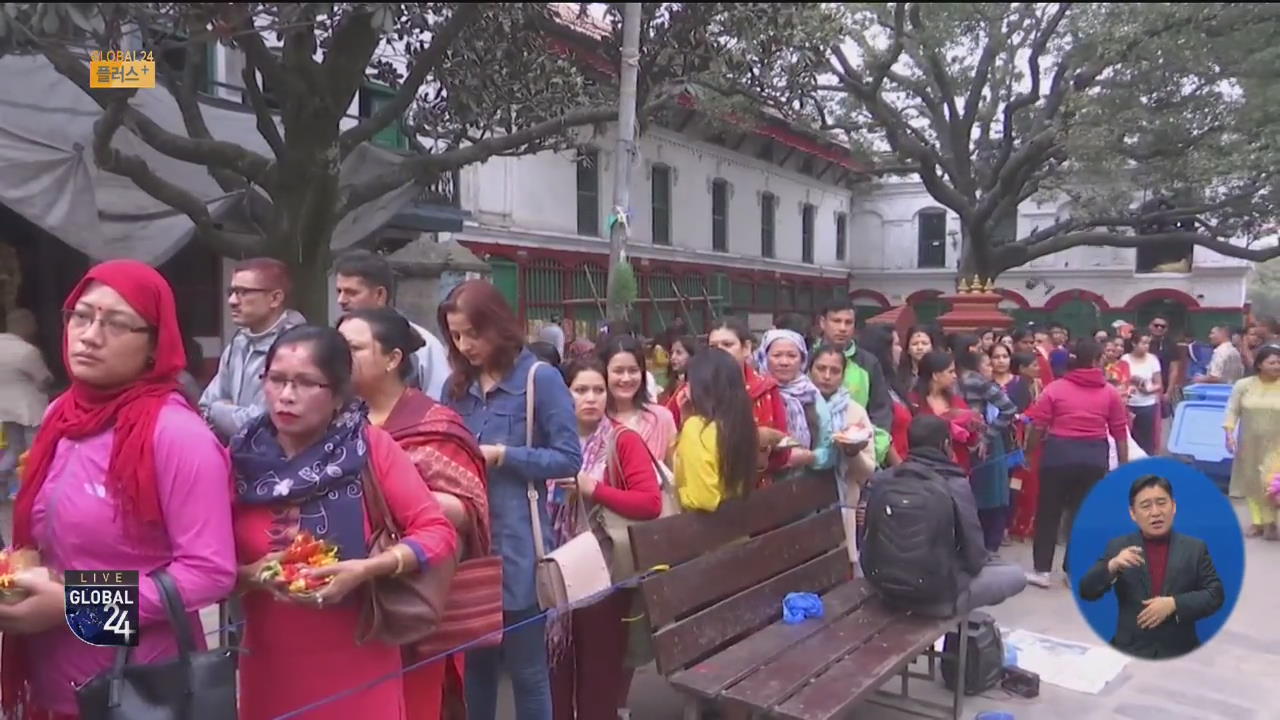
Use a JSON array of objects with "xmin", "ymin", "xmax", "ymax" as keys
[{"xmin": 606, "ymin": 2, "xmax": 642, "ymax": 321}]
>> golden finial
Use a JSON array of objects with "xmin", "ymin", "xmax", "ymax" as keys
[{"xmin": 983, "ymin": 278, "xmax": 995, "ymax": 293}]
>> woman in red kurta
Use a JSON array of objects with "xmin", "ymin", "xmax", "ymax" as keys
[
  {"xmin": 339, "ymin": 310, "xmax": 492, "ymax": 720},
  {"xmin": 707, "ymin": 318, "xmax": 792, "ymax": 481},
  {"xmin": 908, "ymin": 351, "xmax": 981, "ymax": 472},
  {"xmin": 549, "ymin": 358, "xmax": 661, "ymax": 720},
  {"xmin": 232, "ymin": 325, "xmax": 458, "ymax": 720}
]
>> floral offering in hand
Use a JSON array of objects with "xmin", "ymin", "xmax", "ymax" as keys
[
  {"xmin": 257, "ymin": 532, "xmax": 340, "ymax": 596},
  {"xmin": 0, "ymin": 549, "xmax": 39, "ymax": 604}
]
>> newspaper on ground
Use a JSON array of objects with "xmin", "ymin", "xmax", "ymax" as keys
[{"xmin": 1000, "ymin": 628, "xmax": 1129, "ymax": 695}]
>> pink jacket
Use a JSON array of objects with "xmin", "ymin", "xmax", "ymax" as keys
[
  {"xmin": 1026, "ymin": 369, "xmax": 1128, "ymax": 446},
  {"xmin": 29, "ymin": 395, "xmax": 236, "ymax": 715}
]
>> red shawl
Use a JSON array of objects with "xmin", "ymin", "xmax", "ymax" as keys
[
  {"xmin": 5, "ymin": 259, "xmax": 185, "ymax": 717},
  {"xmin": 382, "ymin": 388, "xmax": 490, "ymax": 558}
]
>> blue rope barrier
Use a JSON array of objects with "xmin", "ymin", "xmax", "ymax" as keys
[{"xmin": 213, "ymin": 445, "xmax": 1034, "ymax": 718}]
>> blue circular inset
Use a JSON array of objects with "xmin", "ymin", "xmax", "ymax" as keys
[{"xmin": 1067, "ymin": 457, "xmax": 1244, "ymax": 655}]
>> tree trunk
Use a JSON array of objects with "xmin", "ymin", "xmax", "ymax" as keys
[
  {"xmin": 268, "ymin": 107, "xmax": 343, "ymax": 323},
  {"xmin": 957, "ymin": 223, "xmax": 998, "ymax": 286}
]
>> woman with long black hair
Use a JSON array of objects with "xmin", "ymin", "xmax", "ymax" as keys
[
  {"xmin": 673, "ymin": 348, "xmax": 760, "ymax": 512},
  {"xmin": 858, "ymin": 324, "xmax": 911, "ymax": 465}
]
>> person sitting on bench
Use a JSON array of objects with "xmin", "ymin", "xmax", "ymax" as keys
[{"xmin": 862, "ymin": 415, "xmax": 1027, "ymax": 617}]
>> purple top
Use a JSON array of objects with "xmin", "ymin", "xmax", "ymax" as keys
[{"xmin": 28, "ymin": 394, "xmax": 236, "ymax": 714}]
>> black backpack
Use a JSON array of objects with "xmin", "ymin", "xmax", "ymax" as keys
[{"xmin": 860, "ymin": 460, "xmax": 959, "ymax": 606}]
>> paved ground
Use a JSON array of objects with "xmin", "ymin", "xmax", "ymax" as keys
[
  {"xmin": 618, "ymin": 499, "xmax": 1280, "ymax": 720},
  {"xmin": 10, "ymin": 491, "xmax": 1279, "ymax": 719}
]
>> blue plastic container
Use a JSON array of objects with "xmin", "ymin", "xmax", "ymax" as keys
[
  {"xmin": 975, "ymin": 713, "xmax": 1015, "ymax": 720},
  {"xmin": 1182, "ymin": 384, "xmax": 1233, "ymax": 404},
  {"xmin": 1168, "ymin": 401, "xmax": 1234, "ymax": 491}
]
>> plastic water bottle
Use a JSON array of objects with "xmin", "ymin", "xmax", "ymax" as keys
[{"xmin": 1002, "ymin": 644, "xmax": 1018, "ymax": 668}]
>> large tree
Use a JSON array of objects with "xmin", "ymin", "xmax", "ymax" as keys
[
  {"xmin": 0, "ymin": 2, "xmax": 708, "ymax": 318},
  {"xmin": 712, "ymin": 2, "xmax": 1280, "ymax": 280}
]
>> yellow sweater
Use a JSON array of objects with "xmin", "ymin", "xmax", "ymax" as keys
[{"xmin": 674, "ymin": 416, "xmax": 725, "ymax": 512}]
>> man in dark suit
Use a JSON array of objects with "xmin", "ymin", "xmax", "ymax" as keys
[{"xmin": 1079, "ymin": 475, "xmax": 1225, "ymax": 659}]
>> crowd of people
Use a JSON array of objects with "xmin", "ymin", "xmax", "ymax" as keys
[{"xmin": 1, "ymin": 251, "xmax": 1279, "ymax": 720}]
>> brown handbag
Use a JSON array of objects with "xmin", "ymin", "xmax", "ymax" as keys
[
  {"xmin": 356, "ymin": 460, "xmax": 459, "ymax": 646},
  {"xmin": 525, "ymin": 361, "xmax": 613, "ymax": 610}
]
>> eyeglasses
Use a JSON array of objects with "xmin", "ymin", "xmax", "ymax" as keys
[
  {"xmin": 63, "ymin": 308, "xmax": 152, "ymax": 339},
  {"xmin": 1151, "ymin": 323, "xmax": 1168, "ymax": 330},
  {"xmin": 262, "ymin": 372, "xmax": 331, "ymax": 394},
  {"xmin": 227, "ymin": 286, "xmax": 271, "ymax": 299}
]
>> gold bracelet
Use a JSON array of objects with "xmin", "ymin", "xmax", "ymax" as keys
[{"xmin": 392, "ymin": 546, "xmax": 407, "ymax": 577}]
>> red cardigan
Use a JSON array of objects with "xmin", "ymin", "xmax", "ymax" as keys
[{"xmin": 595, "ymin": 423, "xmax": 663, "ymax": 521}]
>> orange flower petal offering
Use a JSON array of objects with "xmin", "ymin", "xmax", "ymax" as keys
[
  {"xmin": 257, "ymin": 532, "xmax": 339, "ymax": 597},
  {"xmin": 0, "ymin": 549, "xmax": 40, "ymax": 604}
]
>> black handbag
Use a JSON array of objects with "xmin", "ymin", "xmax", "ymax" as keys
[{"xmin": 76, "ymin": 569, "xmax": 238, "ymax": 720}]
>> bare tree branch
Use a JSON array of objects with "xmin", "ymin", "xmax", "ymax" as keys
[
  {"xmin": 230, "ymin": 10, "xmax": 294, "ymax": 99},
  {"xmin": 999, "ymin": 230, "xmax": 1280, "ymax": 271},
  {"xmin": 42, "ymin": 43, "xmax": 276, "ymax": 188},
  {"xmin": 337, "ymin": 104, "xmax": 620, "ymax": 218},
  {"xmin": 91, "ymin": 91, "xmax": 264, "ymax": 258},
  {"xmin": 340, "ymin": 4, "xmax": 481, "ymax": 156},
  {"xmin": 154, "ymin": 32, "xmax": 247, "ymax": 194},
  {"xmin": 241, "ymin": 58, "xmax": 286, "ymax": 159},
  {"xmin": 317, "ymin": 7, "xmax": 382, "ymax": 125}
]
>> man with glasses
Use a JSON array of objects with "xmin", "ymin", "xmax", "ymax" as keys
[
  {"xmin": 1078, "ymin": 475, "xmax": 1223, "ymax": 659},
  {"xmin": 199, "ymin": 258, "xmax": 305, "ymax": 441}
]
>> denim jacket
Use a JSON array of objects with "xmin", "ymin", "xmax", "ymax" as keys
[{"xmin": 446, "ymin": 349, "xmax": 582, "ymax": 609}]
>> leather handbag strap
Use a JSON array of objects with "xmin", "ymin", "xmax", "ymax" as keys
[
  {"xmin": 524, "ymin": 361, "xmax": 549, "ymax": 560},
  {"xmin": 361, "ymin": 449, "xmax": 401, "ymax": 542},
  {"xmin": 151, "ymin": 569, "xmax": 196, "ymax": 659}
]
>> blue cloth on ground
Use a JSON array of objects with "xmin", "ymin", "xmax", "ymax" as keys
[{"xmin": 782, "ymin": 592, "xmax": 824, "ymax": 624}]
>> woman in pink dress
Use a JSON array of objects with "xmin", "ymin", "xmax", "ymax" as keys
[
  {"xmin": 0, "ymin": 260, "xmax": 236, "ymax": 720},
  {"xmin": 232, "ymin": 325, "xmax": 458, "ymax": 720}
]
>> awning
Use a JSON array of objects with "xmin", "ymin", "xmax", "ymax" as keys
[{"xmin": 0, "ymin": 55, "xmax": 428, "ymax": 265}]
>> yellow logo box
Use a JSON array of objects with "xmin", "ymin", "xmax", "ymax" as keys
[{"xmin": 89, "ymin": 60, "xmax": 156, "ymax": 89}]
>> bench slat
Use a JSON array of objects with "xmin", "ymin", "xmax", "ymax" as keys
[
  {"xmin": 640, "ymin": 508, "xmax": 845, "ymax": 628},
  {"xmin": 650, "ymin": 548, "xmax": 851, "ymax": 676},
  {"xmin": 668, "ymin": 580, "xmax": 875, "ymax": 699},
  {"xmin": 720, "ymin": 597, "xmax": 899, "ymax": 711},
  {"xmin": 772, "ymin": 613, "xmax": 953, "ymax": 720},
  {"xmin": 629, "ymin": 474, "xmax": 837, "ymax": 571}
]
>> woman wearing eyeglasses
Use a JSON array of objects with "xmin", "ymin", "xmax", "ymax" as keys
[
  {"xmin": 232, "ymin": 325, "xmax": 459, "ymax": 720},
  {"xmin": 0, "ymin": 261, "xmax": 237, "ymax": 720}
]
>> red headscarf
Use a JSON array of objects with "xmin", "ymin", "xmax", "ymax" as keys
[{"xmin": 12, "ymin": 259, "xmax": 186, "ymax": 548}]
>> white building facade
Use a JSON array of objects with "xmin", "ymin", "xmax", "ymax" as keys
[{"xmin": 844, "ymin": 178, "xmax": 1251, "ymax": 339}]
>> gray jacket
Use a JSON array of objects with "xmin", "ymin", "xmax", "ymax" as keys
[{"xmin": 198, "ymin": 309, "xmax": 306, "ymax": 440}]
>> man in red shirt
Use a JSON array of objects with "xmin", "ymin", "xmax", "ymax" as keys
[{"xmin": 1078, "ymin": 475, "xmax": 1224, "ymax": 659}]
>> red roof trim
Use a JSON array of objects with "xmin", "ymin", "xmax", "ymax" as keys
[{"xmin": 544, "ymin": 29, "xmax": 867, "ymax": 174}]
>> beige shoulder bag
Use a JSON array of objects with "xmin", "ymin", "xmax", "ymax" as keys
[{"xmin": 525, "ymin": 361, "xmax": 612, "ymax": 610}]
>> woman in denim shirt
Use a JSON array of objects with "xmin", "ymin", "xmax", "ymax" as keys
[{"xmin": 439, "ymin": 281, "xmax": 582, "ymax": 720}]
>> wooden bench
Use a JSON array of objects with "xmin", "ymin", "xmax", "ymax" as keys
[{"xmin": 628, "ymin": 474, "xmax": 969, "ymax": 720}]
